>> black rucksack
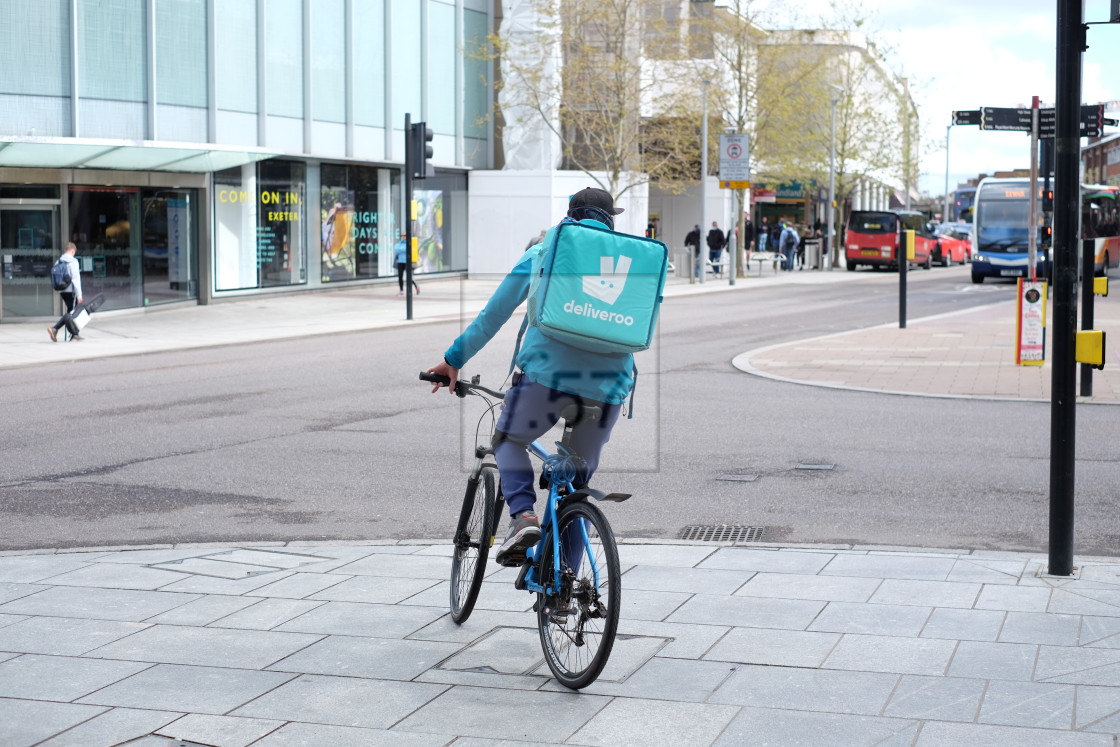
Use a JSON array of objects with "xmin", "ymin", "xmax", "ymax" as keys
[
  {"xmin": 50, "ymin": 258, "xmax": 72, "ymax": 291},
  {"xmin": 782, "ymin": 229, "xmax": 797, "ymax": 253}
]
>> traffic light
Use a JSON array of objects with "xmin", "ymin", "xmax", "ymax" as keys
[
  {"xmin": 410, "ymin": 121, "xmax": 434, "ymax": 179},
  {"xmin": 1042, "ymin": 224, "xmax": 1053, "ymax": 247},
  {"xmin": 1042, "ymin": 188, "xmax": 1053, "ymax": 213}
]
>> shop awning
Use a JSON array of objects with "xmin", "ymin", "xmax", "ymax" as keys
[{"xmin": 0, "ymin": 137, "xmax": 278, "ymax": 173}]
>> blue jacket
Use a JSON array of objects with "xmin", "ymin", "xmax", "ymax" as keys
[
  {"xmin": 443, "ymin": 219, "xmax": 636, "ymax": 405},
  {"xmin": 394, "ymin": 240, "xmax": 407, "ymax": 264}
]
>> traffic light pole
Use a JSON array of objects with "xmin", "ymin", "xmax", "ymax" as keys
[
  {"xmin": 404, "ymin": 113, "xmax": 415, "ymax": 321},
  {"xmin": 1048, "ymin": 0, "xmax": 1084, "ymax": 577}
]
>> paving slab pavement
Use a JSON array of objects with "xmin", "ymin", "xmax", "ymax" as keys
[{"xmin": 0, "ymin": 541, "xmax": 1118, "ymax": 745}]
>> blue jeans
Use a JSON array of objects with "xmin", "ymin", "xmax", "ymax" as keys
[{"xmin": 493, "ymin": 377, "xmax": 621, "ymax": 517}]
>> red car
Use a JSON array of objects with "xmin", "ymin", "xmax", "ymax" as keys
[
  {"xmin": 933, "ymin": 224, "xmax": 972, "ymax": 266},
  {"xmin": 845, "ymin": 210, "xmax": 935, "ymax": 271}
]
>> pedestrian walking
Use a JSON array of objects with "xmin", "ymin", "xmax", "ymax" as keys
[
  {"xmin": 395, "ymin": 238, "xmax": 420, "ymax": 296},
  {"xmin": 684, "ymin": 224, "xmax": 701, "ymax": 278},
  {"xmin": 778, "ymin": 221, "xmax": 799, "ymax": 272},
  {"xmin": 47, "ymin": 242, "xmax": 83, "ymax": 342},
  {"xmin": 706, "ymin": 221, "xmax": 726, "ymax": 277},
  {"xmin": 757, "ymin": 217, "xmax": 769, "ymax": 252}
]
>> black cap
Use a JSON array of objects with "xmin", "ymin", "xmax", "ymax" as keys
[{"xmin": 569, "ymin": 187, "xmax": 624, "ymax": 216}]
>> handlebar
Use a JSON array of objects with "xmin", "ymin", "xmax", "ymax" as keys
[{"xmin": 419, "ymin": 372, "xmax": 506, "ymax": 400}]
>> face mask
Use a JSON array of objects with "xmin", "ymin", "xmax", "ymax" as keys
[{"xmin": 568, "ymin": 206, "xmax": 614, "ymax": 230}]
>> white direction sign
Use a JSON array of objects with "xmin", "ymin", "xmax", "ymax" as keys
[{"xmin": 719, "ymin": 133, "xmax": 750, "ymax": 182}]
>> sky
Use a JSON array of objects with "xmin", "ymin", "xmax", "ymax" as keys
[{"xmin": 759, "ymin": 0, "xmax": 1120, "ymax": 201}]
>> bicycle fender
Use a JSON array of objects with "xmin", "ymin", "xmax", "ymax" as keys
[{"xmin": 568, "ymin": 488, "xmax": 631, "ymax": 503}]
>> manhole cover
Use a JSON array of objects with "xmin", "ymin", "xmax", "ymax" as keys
[{"xmin": 678, "ymin": 525, "xmax": 765, "ymax": 542}]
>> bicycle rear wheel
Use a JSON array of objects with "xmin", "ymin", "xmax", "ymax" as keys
[
  {"xmin": 536, "ymin": 499, "xmax": 621, "ymax": 689},
  {"xmin": 449, "ymin": 465, "xmax": 497, "ymax": 624}
]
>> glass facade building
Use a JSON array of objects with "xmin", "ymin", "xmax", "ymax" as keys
[{"xmin": 0, "ymin": 0, "xmax": 492, "ymax": 321}]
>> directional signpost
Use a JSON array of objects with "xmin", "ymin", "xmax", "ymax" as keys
[{"xmin": 968, "ymin": 105, "xmax": 1105, "ymax": 137}]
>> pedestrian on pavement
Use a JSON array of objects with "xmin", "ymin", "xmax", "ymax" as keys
[
  {"xmin": 757, "ymin": 217, "xmax": 769, "ymax": 252},
  {"xmin": 47, "ymin": 242, "xmax": 83, "ymax": 342},
  {"xmin": 425, "ymin": 187, "xmax": 633, "ymax": 567},
  {"xmin": 395, "ymin": 238, "xmax": 420, "ymax": 296},
  {"xmin": 706, "ymin": 221, "xmax": 727, "ymax": 277},
  {"xmin": 743, "ymin": 217, "xmax": 755, "ymax": 259},
  {"xmin": 684, "ymin": 224, "xmax": 701, "ymax": 278},
  {"xmin": 645, "ymin": 217, "xmax": 660, "ymax": 240},
  {"xmin": 524, "ymin": 229, "xmax": 547, "ymax": 252},
  {"xmin": 778, "ymin": 220, "xmax": 799, "ymax": 272}
]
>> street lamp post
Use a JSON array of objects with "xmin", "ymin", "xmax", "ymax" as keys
[
  {"xmin": 827, "ymin": 90, "xmax": 840, "ymax": 271},
  {"xmin": 699, "ymin": 81, "xmax": 709, "ymax": 285},
  {"xmin": 943, "ymin": 124, "xmax": 951, "ymax": 223}
]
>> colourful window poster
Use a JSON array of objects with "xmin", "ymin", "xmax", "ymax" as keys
[
  {"xmin": 1016, "ymin": 279, "xmax": 1047, "ymax": 365},
  {"xmin": 414, "ymin": 189, "xmax": 445, "ymax": 273}
]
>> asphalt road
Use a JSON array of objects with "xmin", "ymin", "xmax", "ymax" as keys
[{"xmin": 2, "ymin": 264, "xmax": 1117, "ymax": 555}]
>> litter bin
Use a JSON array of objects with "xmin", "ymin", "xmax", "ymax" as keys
[
  {"xmin": 675, "ymin": 251, "xmax": 691, "ymax": 279},
  {"xmin": 805, "ymin": 239, "xmax": 822, "ymax": 270}
]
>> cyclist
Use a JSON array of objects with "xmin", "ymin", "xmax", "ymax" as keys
[{"xmin": 425, "ymin": 187, "xmax": 634, "ymax": 566}]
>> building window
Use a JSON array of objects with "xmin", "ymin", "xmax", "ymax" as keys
[
  {"xmin": 320, "ymin": 164, "xmax": 398, "ymax": 282},
  {"xmin": 215, "ymin": 0, "xmax": 257, "ymax": 113},
  {"xmin": 311, "ymin": 0, "xmax": 345, "ymax": 124},
  {"xmin": 265, "ymin": 0, "xmax": 303, "ymax": 118},
  {"xmin": 79, "ymin": 0, "xmax": 146, "ymax": 102},
  {"xmin": 156, "ymin": 0, "xmax": 207, "ymax": 107},
  {"xmin": 353, "ymin": 0, "xmax": 385, "ymax": 127}
]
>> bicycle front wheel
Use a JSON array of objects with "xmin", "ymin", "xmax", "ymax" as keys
[
  {"xmin": 536, "ymin": 499, "xmax": 621, "ymax": 689},
  {"xmin": 449, "ymin": 465, "xmax": 497, "ymax": 624}
]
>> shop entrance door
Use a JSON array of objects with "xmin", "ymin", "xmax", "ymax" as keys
[{"xmin": 1, "ymin": 206, "xmax": 60, "ymax": 319}]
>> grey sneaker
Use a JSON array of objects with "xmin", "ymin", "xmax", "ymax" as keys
[{"xmin": 495, "ymin": 511, "xmax": 541, "ymax": 566}]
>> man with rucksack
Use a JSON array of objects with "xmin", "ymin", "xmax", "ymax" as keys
[
  {"xmin": 706, "ymin": 221, "xmax": 727, "ymax": 277},
  {"xmin": 779, "ymin": 221, "xmax": 799, "ymax": 272},
  {"xmin": 425, "ymin": 188, "xmax": 663, "ymax": 566},
  {"xmin": 47, "ymin": 242, "xmax": 83, "ymax": 342},
  {"xmin": 684, "ymin": 224, "xmax": 701, "ymax": 278}
]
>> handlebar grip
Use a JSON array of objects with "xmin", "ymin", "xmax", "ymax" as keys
[{"xmin": 419, "ymin": 372, "xmax": 452, "ymax": 386}]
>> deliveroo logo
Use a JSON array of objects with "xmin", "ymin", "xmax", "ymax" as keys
[{"xmin": 582, "ymin": 255, "xmax": 632, "ymax": 304}]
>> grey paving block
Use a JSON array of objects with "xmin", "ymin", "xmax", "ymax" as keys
[
  {"xmin": 978, "ymin": 679, "xmax": 1075, "ymax": 729},
  {"xmin": 0, "ymin": 555, "xmax": 96, "ymax": 583},
  {"xmin": 305, "ymin": 575, "xmax": 441, "ymax": 605},
  {"xmin": 947, "ymin": 640, "xmax": 1038, "ymax": 681},
  {"xmin": 156, "ymin": 570, "xmax": 297, "ymax": 595},
  {"xmin": 42, "ymin": 563, "xmax": 188, "ymax": 590},
  {"xmin": 274, "ymin": 600, "xmax": 447, "ymax": 638},
  {"xmin": 0, "ymin": 654, "xmax": 152, "ymax": 701},
  {"xmin": 438, "ymin": 626, "xmax": 544, "ymax": 675},
  {"xmin": 620, "ymin": 564, "xmax": 752, "ymax": 596},
  {"xmin": 708, "ymin": 663, "xmax": 899, "ymax": 715},
  {"xmin": 0, "ymin": 612, "xmax": 28, "ymax": 629},
  {"xmin": 621, "ymin": 588, "xmax": 692, "ymax": 621},
  {"xmin": 734, "ymin": 572, "xmax": 881, "ymax": 602},
  {"xmin": 331, "ymin": 553, "xmax": 452, "ymax": 580},
  {"xmin": 212, "ymin": 598, "xmax": 326, "ymax": 630},
  {"xmin": 0, "ymin": 583, "xmax": 45, "ymax": 605},
  {"xmin": 245, "ymin": 572, "xmax": 352, "ymax": 599},
  {"xmin": 156, "ymin": 714, "xmax": 285, "ymax": 747},
  {"xmin": 920, "ymin": 607, "xmax": 1005, "ymax": 642},
  {"xmin": 148, "ymin": 557, "xmax": 288, "ymax": 580},
  {"xmin": 703, "ymin": 626, "xmax": 841, "ymax": 668},
  {"xmin": 617, "ymin": 544, "xmax": 717, "ymax": 568},
  {"xmin": 417, "ymin": 667, "xmax": 550, "ymax": 691},
  {"xmin": 1035, "ymin": 645, "xmax": 1120, "ymax": 686},
  {"xmin": 818, "ymin": 554, "xmax": 955, "ymax": 581},
  {"xmin": 915, "ymin": 720, "xmax": 1112, "ymax": 746},
  {"xmin": 394, "ymin": 685, "xmax": 608, "ymax": 741},
  {"xmin": 232, "ymin": 673, "xmax": 448, "ymax": 730},
  {"xmin": 883, "ymin": 674, "xmax": 985, "ymax": 722},
  {"xmin": 87, "ymin": 624, "xmax": 323, "ymax": 668},
  {"xmin": 612, "ymin": 618, "xmax": 730, "ymax": 659},
  {"xmin": 142, "ymin": 594, "xmax": 261, "ymax": 626},
  {"xmin": 947, "ymin": 557, "xmax": 1028, "ymax": 585},
  {"xmin": 1049, "ymin": 588, "xmax": 1120, "ymax": 617},
  {"xmin": 36, "ymin": 707, "xmax": 183, "ymax": 747},
  {"xmin": 0, "ymin": 699, "xmax": 107, "ymax": 747},
  {"xmin": 216, "ymin": 548, "xmax": 335, "ymax": 569},
  {"xmin": 807, "ymin": 600, "xmax": 931, "ymax": 636},
  {"xmin": 0, "ymin": 616, "xmax": 150, "ymax": 655},
  {"xmin": 1081, "ymin": 616, "xmax": 1120, "ymax": 647},
  {"xmin": 823, "ymin": 634, "xmax": 957, "ymax": 675},
  {"xmin": 1078, "ymin": 565, "xmax": 1120, "ymax": 585},
  {"xmin": 89, "ymin": 548, "xmax": 216, "ymax": 565},
  {"xmin": 408, "ymin": 608, "xmax": 537, "ymax": 644},
  {"xmin": 0, "ymin": 585, "xmax": 200, "ymax": 620},
  {"xmin": 253, "ymin": 722, "xmax": 449, "ymax": 746},
  {"xmin": 536, "ymin": 632, "xmax": 668, "ymax": 684},
  {"xmin": 545, "ymin": 655, "xmax": 735, "ymax": 702},
  {"xmin": 869, "ymin": 578, "xmax": 981, "ymax": 608},
  {"xmin": 975, "ymin": 584, "xmax": 1052, "ymax": 613},
  {"xmin": 698, "ymin": 547, "xmax": 833, "ymax": 575},
  {"xmin": 406, "ymin": 580, "xmax": 533, "ymax": 612},
  {"xmin": 267, "ymin": 634, "xmax": 461, "ymax": 680},
  {"xmin": 77, "ymin": 663, "xmax": 297, "ymax": 714},
  {"xmin": 568, "ymin": 697, "xmax": 739, "ymax": 747},
  {"xmin": 713, "ymin": 705, "xmax": 919, "ymax": 747},
  {"xmin": 666, "ymin": 594, "xmax": 825, "ymax": 630},
  {"xmin": 998, "ymin": 611, "xmax": 1082, "ymax": 646},
  {"xmin": 1076, "ymin": 684, "xmax": 1120, "ymax": 732}
]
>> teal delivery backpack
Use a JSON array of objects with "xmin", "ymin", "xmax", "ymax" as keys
[{"xmin": 527, "ymin": 220, "xmax": 668, "ymax": 354}]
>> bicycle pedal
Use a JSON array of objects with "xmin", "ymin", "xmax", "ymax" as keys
[{"xmin": 514, "ymin": 562, "xmax": 531, "ymax": 590}]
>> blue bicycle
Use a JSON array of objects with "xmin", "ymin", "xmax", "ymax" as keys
[{"xmin": 419, "ymin": 372, "xmax": 628, "ymax": 689}]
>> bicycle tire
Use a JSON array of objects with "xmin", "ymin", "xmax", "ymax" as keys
[
  {"xmin": 536, "ymin": 499, "xmax": 621, "ymax": 689},
  {"xmin": 449, "ymin": 465, "xmax": 497, "ymax": 624}
]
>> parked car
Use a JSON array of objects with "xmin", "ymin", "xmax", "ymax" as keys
[
  {"xmin": 933, "ymin": 224, "xmax": 972, "ymax": 266},
  {"xmin": 845, "ymin": 210, "xmax": 935, "ymax": 271}
]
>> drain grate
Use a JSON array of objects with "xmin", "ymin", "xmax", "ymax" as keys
[{"xmin": 678, "ymin": 525, "xmax": 765, "ymax": 542}]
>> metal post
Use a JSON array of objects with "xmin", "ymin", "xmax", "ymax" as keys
[
  {"xmin": 1048, "ymin": 0, "xmax": 1083, "ymax": 577},
  {"xmin": 404, "ymin": 113, "xmax": 414, "ymax": 321},
  {"xmin": 1081, "ymin": 237, "xmax": 1095, "ymax": 396},
  {"xmin": 1029, "ymin": 97, "xmax": 1040, "ymax": 282},
  {"xmin": 827, "ymin": 93, "xmax": 838, "ymax": 270},
  {"xmin": 943, "ymin": 124, "xmax": 951, "ymax": 223},
  {"xmin": 699, "ymin": 83, "xmax": 708, "ymax": 285},
  {"xmin": 899, "ymin": 230, "xmax": 909, "ymax": 329}
]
